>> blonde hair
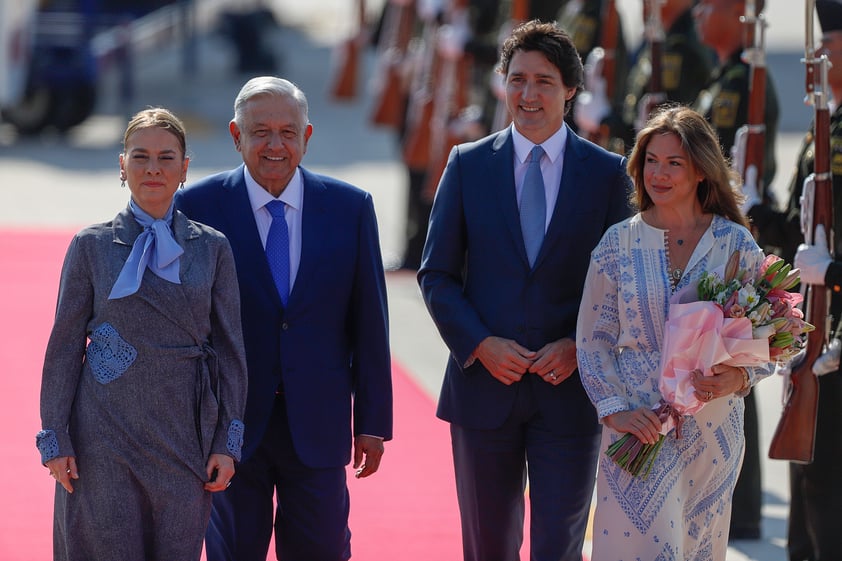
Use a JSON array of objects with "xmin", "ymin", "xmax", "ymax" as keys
[{"xmin": 122, "ymin": 107, "xmax": 187, "ymax": 158}]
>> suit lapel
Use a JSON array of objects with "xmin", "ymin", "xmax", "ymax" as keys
[
  {"xmin": 491, "ymin": 130, "xmax": 531, "ymax": 267},
  {"xmin": 219, "ymin": 166, "xmax": 284, "ymax": 310},
  {"xmin": 534, "ymin": 130, "xmax": 589, "ymax": 269},
  {"xmin": 291, "ymin": 168, "xmax": 328, "ymax": 306}
]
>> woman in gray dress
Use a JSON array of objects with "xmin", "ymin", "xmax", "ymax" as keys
[{"xmin": 36, "ymin": 108, "xmax": 248, "ymax": 561}]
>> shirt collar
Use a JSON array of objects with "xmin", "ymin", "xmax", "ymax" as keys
[
  {"xmin": 511, "ymin": 123, "xmax": 568, "ymax": 165},
  {"xmin": 244, "ymin": 166, "xmax": 304, "ymax": 212}
]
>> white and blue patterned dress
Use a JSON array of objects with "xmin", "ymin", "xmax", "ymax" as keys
[{"xmin": 576, "ymin": 213, "xmax": 772, "ymax": 561}]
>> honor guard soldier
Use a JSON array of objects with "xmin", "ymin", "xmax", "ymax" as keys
[
  {"xmin": 693, "ymin": 0, "xmax": 779, "ymax": 541},
  {"xmin": 751, "ymin": 2, "xmax": 842, "ymax": 557},
  {"xmin": 576, "ymin": 0, "xmax": 714, "ymax": 153}
]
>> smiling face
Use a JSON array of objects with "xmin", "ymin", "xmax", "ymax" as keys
[
  {"xmin": 230, "ymin": 93, "xmax": 313, "ymax": 197},
  {"xmin": 505, "ymin": 49, "xmax": 576, "ymax": 144},
  {"xmin": 120, "ymin": 127, "xmax": 189, "ymax": 219},
  {"xmin": 643, "ymin": 132, "xmax": 704, "ymax": 210}
]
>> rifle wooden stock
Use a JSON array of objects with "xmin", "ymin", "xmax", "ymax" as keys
[
  {"xmin": 370, "ymin": 1, "xmax": 415, "ymax": 128},
  {"xmin": 768, "ymin": 0, "xmax": 828, "ymax": 463},
  {"xmin": 330, "ymin": 0, "xmax": 365, "ymax": 100},
  {"xmin": 768, "ymin": 101, "xmax": 829, "ymax": 463}
]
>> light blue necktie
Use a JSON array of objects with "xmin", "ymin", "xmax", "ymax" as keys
[
  {"xmin": 265, "ymin": 200, "xmax": 290, "ymax": 306},
  {"xmin": 109, "ymin": 200, "xmax": 184, "ymax": 299},
  {"xmin": 520, "ymin": 145, "xmax": 546, "ymax": 267}
]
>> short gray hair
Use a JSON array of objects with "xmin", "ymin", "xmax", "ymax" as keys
[{"xmin": 232, "ymin": 76, "xmax": 309, "ymax": 126}]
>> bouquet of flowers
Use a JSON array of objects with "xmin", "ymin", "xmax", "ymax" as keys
[{"xmin": 606, "ymin": 251, "xmax": 812, "ymax": 478}]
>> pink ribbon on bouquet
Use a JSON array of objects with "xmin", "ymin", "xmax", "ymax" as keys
[{"xmin": 656, "ymin": 287, "xmax": 770, "ymax": 434}]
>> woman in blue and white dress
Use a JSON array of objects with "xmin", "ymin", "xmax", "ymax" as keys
[{"xmin": 576, "ymin": 106, "xmax": 774, "ymax": 561}]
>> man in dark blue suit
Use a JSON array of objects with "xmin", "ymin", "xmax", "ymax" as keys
[
  {"xmin": 175, "ymin": 76, "xmax": 393, "ymax": 561},
  {"xmin": 418, "ymin": 20, "xmax": 631, "ymax": 561}
]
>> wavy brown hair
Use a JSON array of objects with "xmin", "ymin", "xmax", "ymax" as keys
[{"xmin": 627, "ymin": 105, "xmax": 748, "ymax": 228}]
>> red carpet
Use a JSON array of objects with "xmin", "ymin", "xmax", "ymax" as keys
[{"xmin": 1, "ymin": 228, "xmax": 552, "ymax": 560}]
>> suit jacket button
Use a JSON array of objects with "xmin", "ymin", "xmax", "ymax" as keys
[{"xmin": 281, "ymin": 322, "xmax": 289, "ymax": 330}]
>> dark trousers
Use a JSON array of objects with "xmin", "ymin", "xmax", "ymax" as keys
[
  {"xmin": 788, "ymin": 372, "xmax": 842, "ymax": 561},
  {"xmin": 450, "ymin": 383, "xmax": 600, "ymax": 561},
  {"xmin": 730, "ymin": 391, "xmax": 762, "ymax": 538},
  {"xmin": 205, "ymin": 396, "xmax": 351, "ymax": 561},
  {"xmin": 402, "ymin": 168, "xmax": 433, "ymax": 270}
]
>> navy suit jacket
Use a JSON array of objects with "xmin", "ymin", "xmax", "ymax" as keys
[
  {"xmin": 419, "ymin": 126, "xmax": 631, "ymax": 434},
  {"xmin": 175, "ymin": 165, "xmax": 392, "ymax": 468}
]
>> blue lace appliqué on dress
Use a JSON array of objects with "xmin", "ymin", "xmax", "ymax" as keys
[
  {"xmin": 86, "ymin": 322, "xmax": 137, "ymax": 384},
  {"xmin": 227, "ymin": 420, "xmax": 245, "ymax": 461},
  {"xmin": 36, "ymin": 429, "xmax": 59, "ymax": 463}
]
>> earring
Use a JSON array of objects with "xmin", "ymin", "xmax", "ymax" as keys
[
  {"xmin": 121, "ymin": 179, "xmax": 126, "ymax": 188},
  {"xmin": 179, "ymin": 182, "xmax": 184, "ymax": 189}
]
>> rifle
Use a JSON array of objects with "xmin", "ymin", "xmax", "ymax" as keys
[
  {"xmin": 402, "ymin": 16, "xmax": 439, "ymax": 170},
  {"xmin": 422, "ymin": 2, "xmax": 472, "ymax": 200},
  {"xmin": 732, "ymin": 0, "xmax": 768, "ymax": 200},
  {"xmin": 489, "ymin": 0, "xmax": 530, "ymax": 132},
  {"xmin": 586, "ymin": 0, "xmax": 620, "ymax": 147},
  {"xmin": 635, "ymin": 0, "xmax": 666, "ymax": 131},
  {"xmin": 329, "ymin": 0, "xmax": 366, "ymax": 100},
  {"xmin": 370, "ymin": 0, "xmax": 416, "ymax": 128},
  {"xmin": 768, "ymin": 0, "xmax": 830, "ymax": 464}
]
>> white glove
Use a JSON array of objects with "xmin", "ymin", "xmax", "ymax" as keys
[
  {"xmin": 574, "ymin": 48, "xmax": 610, "ymax": 135},
  {"xmin": 437, "ymin": 21, "xmax": 468, "ymax": 61},
  {"xmin": 634, "ymin": 92, "xmax": 667, "ymax": 132},
  {"xmin": 417, "ymin": 0, "xmax": 443, "ymax": 22},
  {"xmin": 739, "ymin": 164, "xmax": 761, "ymax": 214},
  {"xmin": 794, "ymin": 224, "xmax": 832, "ymax": 285}
]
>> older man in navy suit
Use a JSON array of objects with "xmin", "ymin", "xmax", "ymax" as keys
[
  {"xmin": 418, "ymin": 20, "xmax": 631, "ymax": 561},
  {"xmin": 175, "ymin": 77, "xmax": 392, "ymax": 561}
]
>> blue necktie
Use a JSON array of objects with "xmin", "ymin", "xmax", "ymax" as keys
[
  {"xmin": 265, "ymin": 200, "xmax": 290, "ymax": 306},
  {"xmin": 520, "ymin": 145, "xmax": 546, "ymax": 266}
]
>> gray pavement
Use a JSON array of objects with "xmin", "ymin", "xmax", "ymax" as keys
[{"xmin": 0, "ymin": 2, "xmax": 819, "ymax": 559}]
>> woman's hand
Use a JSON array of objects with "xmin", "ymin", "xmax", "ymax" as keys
[
  {"xmin": 45, "ymin": 456, "xmax": 79, "ymax": 493},
  {"xmin": 692, "ymin": 365, "xmax": 747, "ymax": 403},
  {"xmin": 603, "ymin": 408, "xmax": 662, "ymax": 445},
  {"xmin": 204, "ymin": 453, "xmax": 235, "ymax": 492}
]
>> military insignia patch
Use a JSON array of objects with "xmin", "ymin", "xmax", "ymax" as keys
[
  {"xmin": 831, "ymin": 137, "xmax": 842, "ymax": 176},
  {"xmin": 712, "ymin": 91, "xmax": 741, "ymax": 129},
  {"xmin": 662, "ymin": 54, "xmax": 682, "ymax": 91},
  {"xmin": 570, "ymin": 17, "xmax": 598, "ymax": 53}
]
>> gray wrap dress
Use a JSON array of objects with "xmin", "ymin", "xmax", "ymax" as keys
[{"xmin": 36, "ymin": 207, "xmax": 247, "ymax": 561}]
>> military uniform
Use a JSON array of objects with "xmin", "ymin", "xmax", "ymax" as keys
[
  {"xmin": 603, "ymin": 8, "xmax": 713, "ymax": 152},
  {"xmin": 695, "ymin": 48, "xmax": 780, "ymax": 188},
  {"xmin": 693, "ymin": 45, "xmax": 780, "ymax": 541},
  {"xmin": 557, "ymin": 0, "xmax": 629, "ymax": 122},
  {"xmin": 753, "ymin": 101, "xmax": 842, "ymax": 561}
]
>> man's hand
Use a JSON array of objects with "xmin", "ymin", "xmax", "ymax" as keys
[
  {"xmin": 205, "ymin": 453, "xmax": 236, "ymax": 492},
  {"xmin": 795, "ymin": 223, "xmax": 832, "ymax": 286},
  {"xmin": 475, "ymin": 336, "xmax": 535, "ymax": 385},
  {"xmin": 528, "ymin": 338, "xmax": 577, "ymax": 385},
  {"xmin": 353, "ymin": 435, "xmax": 384, "ymax": 479}
]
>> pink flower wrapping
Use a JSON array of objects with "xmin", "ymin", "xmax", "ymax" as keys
[{"xmin": 657, "ymin": 296, "xmax": 770, "ymax": 432}]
